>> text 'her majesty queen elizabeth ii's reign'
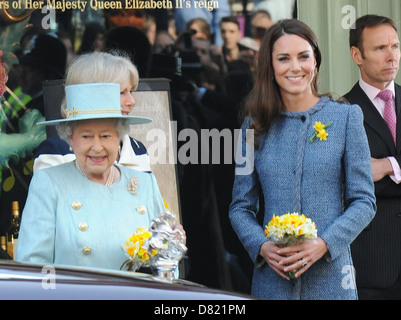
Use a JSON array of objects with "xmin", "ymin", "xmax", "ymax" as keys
[{"xmin": 19, "ymin": 0, "xmax": 219, "ymax": 11}]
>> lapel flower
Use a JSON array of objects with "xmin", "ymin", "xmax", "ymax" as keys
[{"xmin": 310, "ymin": 121, "xmax": 332, "ymax": 143}]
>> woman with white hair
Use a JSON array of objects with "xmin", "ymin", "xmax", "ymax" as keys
[
  {"xmin": 17, "ymin": 82, "xmax": 186, "ymax": 270},
  {"xmin": 34, "ymin": 51, "xmax": 151, "ymax": 173}
]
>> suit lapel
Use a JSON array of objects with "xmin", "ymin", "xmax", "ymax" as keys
[{"xmin": 348, "ymin": 83, "xmax": 396, "ymax": 154}]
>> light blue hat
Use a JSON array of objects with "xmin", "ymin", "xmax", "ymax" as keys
[{"xmin": 37, "ymin": 83, "xmax": 152, "ymax": 126}]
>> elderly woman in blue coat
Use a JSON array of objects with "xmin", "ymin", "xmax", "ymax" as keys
[
  {"xmin": 229, "ymin": 19, "xmax": 376, "ymax": 300},
  {"xmin": 34, "ymin": 51, "xmax": 151, "ymax": 173},
  {"xmin": 16, "ymin": 82, "xmax": 185, "ymax": 271}
]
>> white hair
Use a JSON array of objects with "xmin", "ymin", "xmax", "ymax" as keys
[{"xmin": 57, "ymin": 119, "xmax": 130, "ymax": 146}]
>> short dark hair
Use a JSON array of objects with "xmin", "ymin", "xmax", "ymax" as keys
[
  {"xmin": 349, "ymin": 14, "xmax": 398, "ymax": 54},
  {"xmin": 220, "ymin": 16, "xmax": 239, "ymax": 28}
]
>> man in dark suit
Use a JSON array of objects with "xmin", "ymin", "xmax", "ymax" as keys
[{"xmin": 344, "ymin": 14, "xmax": 401, "ymax": 300}]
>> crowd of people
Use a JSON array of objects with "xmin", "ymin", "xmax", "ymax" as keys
[{"xmin": 1, "ymin": 0, "xmax": 401, "ymax": 300}]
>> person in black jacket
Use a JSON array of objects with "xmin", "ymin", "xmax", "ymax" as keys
[{"xmin": 343, "ymin": 14, "xmax": 401, "ymax": 300}]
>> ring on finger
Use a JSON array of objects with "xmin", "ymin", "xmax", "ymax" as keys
[{"xmin": 301, "ymin": 258, "xmax": 308, "ymax": 268}]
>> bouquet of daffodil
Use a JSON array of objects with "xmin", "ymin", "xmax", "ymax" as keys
[
  {"xmin": 120, "ymin": 226, "xmax": 158, "ymax": 272},
  {"xmin": 264, "ymin": 213, "xmax": 317, "ymax": 246},
  {"xmin": 264, "ymin": 213, "xmax": 317, "ymax": 278}
]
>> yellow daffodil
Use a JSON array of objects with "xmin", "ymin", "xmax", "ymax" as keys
[
  {"xmin": 310, "ymin": 121, "xmax": 332, "ymax": 143},
  {"xmin": 313, "ymin": 121, "xmax": 325, "ymax": 132},
  {"xmin": 265, "ymin": 213, "xmax": 317, "ymax": 279},
  {"xmin": 121, "ymin": 226, "xmax": 156, "ymax": 271},
  {"xmin": 317, "ymin": 129, "xmax": 328, "ymax": 141},
  {"xmin": 163, "ymin": 200, "xmax": 169, "ymax": 209},
  {"xmin": 264, "ymin": 212, "xmax": 317, "ymax": 243},
  {"xmin": 127, "ymin": 246, "xmax": 136, "ymax": 257}
]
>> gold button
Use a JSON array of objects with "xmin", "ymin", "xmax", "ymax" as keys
[
  {"xmin": 136, "ymin": 205, "xmax": 146, "ymax": 214},
  {"xmin": 72, "ymin": 201, "xmax": 82, "ymax": 210},
  {"xmin": 78, "ymin": 222, "xmax": 88, "ymax": 231},
  {"xmin": 82, "ymin": 246, "xmax": 91, "ymax": 255}
]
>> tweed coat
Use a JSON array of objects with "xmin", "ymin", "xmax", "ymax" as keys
[
  {"xmin": 229, "ymin": 97, "xmax": 376, "ymax": 300},
  {"xmin": 16, "ymin": 162, "xmax": 165, "ymax": 270}
]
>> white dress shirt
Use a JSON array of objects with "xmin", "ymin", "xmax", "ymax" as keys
[{"xmin": 359, "ymin": 78, "xmax": 401, "ymax": 184}]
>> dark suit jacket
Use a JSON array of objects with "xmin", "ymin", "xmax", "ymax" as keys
[{"xmin": 344, "ymin": 82, "xmax": 401, "ymax": 289}]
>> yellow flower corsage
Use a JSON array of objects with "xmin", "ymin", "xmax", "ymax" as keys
[{"xmin": 310, "ymin": 121, "xmax": 332, "ymax": 143}]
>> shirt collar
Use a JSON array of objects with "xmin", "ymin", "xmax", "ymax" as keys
[{"xmin": 359, "ymin": 78, "xmax": 395, "ymax": 101}]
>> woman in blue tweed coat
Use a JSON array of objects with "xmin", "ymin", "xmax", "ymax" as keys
[{"xmin": 229, "ymin": 20, "xmax": 376, "ymax": 300}]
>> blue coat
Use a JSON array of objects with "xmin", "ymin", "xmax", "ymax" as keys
[
  {"xmin": 229, "ymin": 97, "xmax": 376, "ymax": 300},
  {"xmin": 16, "ymin": 162, "xmax": 165, "ymax": 270}
]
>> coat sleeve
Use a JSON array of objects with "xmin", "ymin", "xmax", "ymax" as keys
[
  {"xmin": 320, "ymin": 105, "xmax": 377, "ymax": 260},
  {"xmin": 229, "ymin": 119, "xmax": 267, "ymax": 263},
  {"xmin": 16, "ymin": 169, "xmax": 57, "ymax": 264}
]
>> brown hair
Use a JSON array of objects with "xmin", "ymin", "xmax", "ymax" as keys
[
  {"xmin": 186, "ymin": 18, "xmax": 212, "ymax": 41},
  {"xmin": 349, "ymin": 14, "xmax": 397, "ymax": 57},
  {"xmin": 243, "ymin": 19, "xmax": 322, "ymax": 148}
]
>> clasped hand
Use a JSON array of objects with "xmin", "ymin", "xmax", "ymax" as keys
[{"xmin": 259, "ymin": 237, "xmax": 328, "ymax": 280}]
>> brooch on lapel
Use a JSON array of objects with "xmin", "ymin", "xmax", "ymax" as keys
[
  {"xmin": 128, "ymin": 176, "xmax": 138, "ymax": 195},
  {"xmin": 310, "ymin": 121, "xmax": 332, "ymax": 143},
  {"xmin": 136, "ymin": 205, "xmax": 146, "ymax": 214}
]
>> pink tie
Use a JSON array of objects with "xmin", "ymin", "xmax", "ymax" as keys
[{"xmin": 378, "ymin": 89, "xmax": 397, "ymax": 144}]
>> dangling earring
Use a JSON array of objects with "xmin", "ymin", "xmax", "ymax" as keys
[
  {"xmin": 117, "ymin": 144, "xmax": 121, "ymax": 161},
  {"xmin": 69, "ymin": 146, "xmax": 73, "ymax": 152}
]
